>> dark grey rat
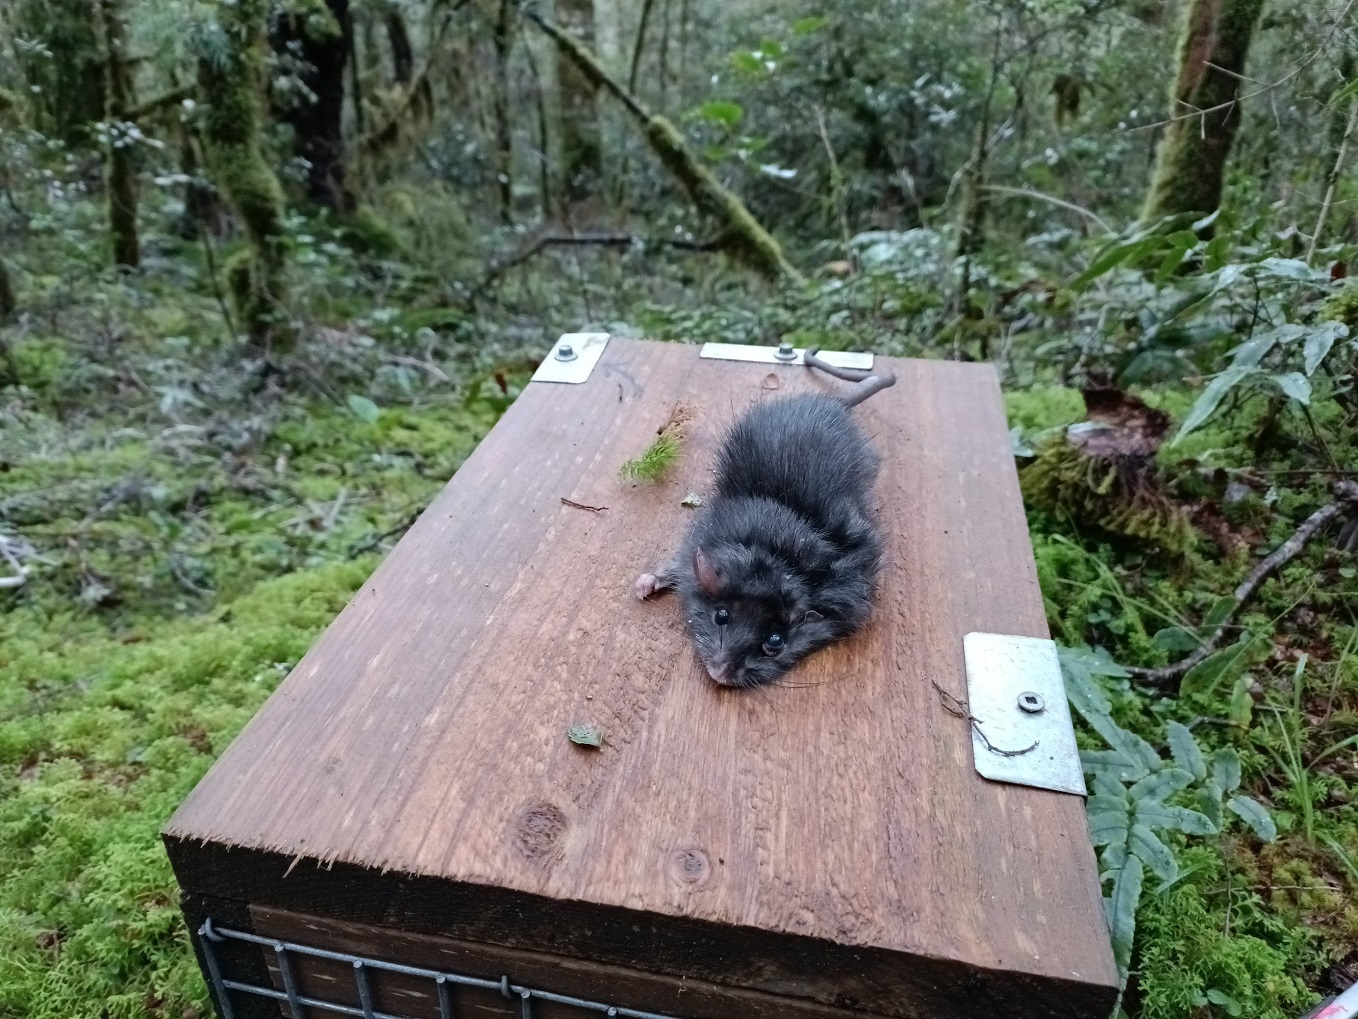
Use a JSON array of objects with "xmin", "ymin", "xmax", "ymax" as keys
[{"xmin": 634, "ymin": 349, "xmax": 896, "ymax": 688}]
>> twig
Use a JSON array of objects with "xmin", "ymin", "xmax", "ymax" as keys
[
  {"xmin": 198, "ymin": 219, "xmax": 236, "ymax": 338},
  {"xmin": 814, "ymin": 106, "xmax": 850, "ymax": 246},
  {"xmin": 387, "ymin": 353, "xmax": 449, "ymax": 382},
  {"xmin": 931, "ymin": 681, "xmax": 1039, "ymax": 757},
  {"xmin": 1307, "ymin": 93, "xmax": 1358, "ymax": 263},
  {"xmin": 0, "ymin": 535, "xmax": 31, "ymax": 589},
  {"xmin": 979, "ymin": 185, "xmax": 1114, "ymax": 234},
  {"xmin": 347, "ymin": 509, "xmax": 422, "ymax": 559},
  {"xmin": 561, "ymin": 497, "xmax": 608, "ymax": 513},
  {"xmin": 1128, "ymin": 481, "xmax": 1358, "ymax": 687},
  {"xmin": 466, "ymin": 231, "xmax": 720, "ymax": 305}
]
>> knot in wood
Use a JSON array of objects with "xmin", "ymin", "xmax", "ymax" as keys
[
  {"xmin": 670, "ymin": 848, "xmax": 710, "ymax": 886},
  {"xmin": 512, "ymin": 801, "xmax": 567, "ymax": 861}
]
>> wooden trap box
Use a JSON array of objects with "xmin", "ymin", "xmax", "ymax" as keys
[{"xmin": 164, "ymin": 337, "xmax": 1118, "ymax": 1019}]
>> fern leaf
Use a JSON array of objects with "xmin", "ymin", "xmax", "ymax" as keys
[{"xmin": 1165, "ymin": 721, "xmax": 1206, "ymax": 780}]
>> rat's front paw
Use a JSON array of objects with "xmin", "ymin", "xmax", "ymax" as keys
[{"xmin": 634, "ymin": 573, "xmax": 662, "ymax": 600}]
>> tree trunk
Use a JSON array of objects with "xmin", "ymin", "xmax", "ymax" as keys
[
  {"xmin": 198, "ymin": 0, "xmax": 292, "ymax": 351},
  {"xmin": 1141, "ymin": 0, "xmax": 1267, "ymax": 223},
  {"xmin": 385, "ymin": 8, "xmax": 414, "ymax": 85},
  {"xmin": 493, "ymin": 0, "xmax": 515, "ymax": 223},
  {"xmin": 97, "ymin": 0, "xmax": 139, "ymax": 268},
  {"xmin": 271, "ymin": 0, "xmax": 355, "ymax": 214},
  {"xmin": 0, "ymin": 258, "xmax": 15, "ymax": 320},
  {"xmin": 556, "ymin": 0, "xmax": 602, "ymax": 202}
]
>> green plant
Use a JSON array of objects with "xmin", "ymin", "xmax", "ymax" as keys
[
  {"xmin": 1061, "ymin": 646, "xmax": 1277, "ymax": 990},
  {"xmin": 618, "ymin": 433, "xmax": 681, "ymax": 481}
]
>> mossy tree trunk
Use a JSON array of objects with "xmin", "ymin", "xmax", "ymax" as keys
[
  {"xmin": 528, "ymin": 11, "xmax": 797, "ymax": 280},
  {"xmin": 96, "ymin": 0, "xmax": 139, "ymax": 269},
  {"xmin": 272, "ymin": 0, "xmax": 356, "ymax": 214},
  {"xmin": 197, "ymin": 0, "xmax": 292, "ymax": 351},
  {"xmin": 1141, "ymin": 0, "xmax": 1267, "ymax": 223}
]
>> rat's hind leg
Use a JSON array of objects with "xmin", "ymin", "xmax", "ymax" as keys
[{"xmin": 634, "ymin": 566, "xmax": 676, "ymax": 600}]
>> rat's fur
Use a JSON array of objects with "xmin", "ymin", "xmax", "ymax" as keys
[{"xmin": 635, "ymin": 351, "xmax": 894, "ymax": 687}]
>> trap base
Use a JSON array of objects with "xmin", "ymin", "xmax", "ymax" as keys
[{"xmin": 165, "ymin": 337, "xmax": 1117, "ymax": 1019}]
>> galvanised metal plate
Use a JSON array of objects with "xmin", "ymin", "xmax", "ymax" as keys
[
  {"xmin": 963, "ymin": 632, "xmax": 1086, "ymax": 796},
  {"xmin": 530, "ymin": 333, "xmax": 611, "ymax": 384},
  {"xmin": 699, "ymin": 342, "xmax": 874, "ymax": 370}
]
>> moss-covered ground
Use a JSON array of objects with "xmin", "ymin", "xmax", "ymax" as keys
[{"xmin": 2, "ymin": 219, "xmax": 1357, "ymax": 1019}]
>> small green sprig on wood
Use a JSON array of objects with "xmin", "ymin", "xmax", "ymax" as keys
[{"xmin": 618, "ymin": 433, "xmax": 680, "ymax": 481}]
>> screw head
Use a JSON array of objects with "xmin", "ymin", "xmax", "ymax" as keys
[
  {"xmin": 774, "ymin": 341, "xmax": 796, "ymax": 361},
  {"xmin": 1017, "ymin": 691, "xmax": 1045, "ymax": 714},
  {"xmin": 554, "ymin": 342, "xmax": 578, "ymax": 361}
]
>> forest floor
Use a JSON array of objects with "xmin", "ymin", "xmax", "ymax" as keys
[{"xmin": 2, "ymin": 208, "xmax": 1357, "ymax": 1019}]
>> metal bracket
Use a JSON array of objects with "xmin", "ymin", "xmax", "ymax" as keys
[
  {"xmin": 699, "ymin": 342, "xmax": 873, "ymax": 371},
  {"xmin": 531, "ymin": 333, "xmax": 611, "ymax": 384},
  {"xmin": 962, "ymin": 632, "xmax": 1085, "ymax": 796}
]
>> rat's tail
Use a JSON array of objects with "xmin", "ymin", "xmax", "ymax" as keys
[{"xmin": 805, "ymin": 348, "xmax": 897, "ymax": 408}]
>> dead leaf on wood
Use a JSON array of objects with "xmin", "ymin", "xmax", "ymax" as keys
[{"xmin": 1068, "ymin": 387, "xmax": 1171, "ymax": 460}]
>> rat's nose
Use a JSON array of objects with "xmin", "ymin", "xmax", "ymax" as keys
[{"xmin": 706, "ymin": 662, "xmax": 734, "ymax": 685}]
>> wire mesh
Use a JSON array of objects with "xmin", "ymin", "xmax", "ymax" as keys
[{"xmin": 197, "ymin": 918, "xmax": 682, "ymax": 1019}]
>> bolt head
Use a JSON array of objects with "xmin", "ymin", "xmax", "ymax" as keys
[
  {"xmin": 554, "ymin": 342, "xmax": 578, "ymax": 361},
  {"xmin": 774, "ymin": 341, "xmax": 796, "ymax": 361},
  {"xmin": 1017, "ymin": 691, "xmax": 1045, "ymax": 714}
]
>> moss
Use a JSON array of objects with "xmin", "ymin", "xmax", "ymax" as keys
[
  {"xmin": 196, "ymin": 0, "xmax": 293, "ymax": 350},
  {"xmin": 619, "ymin": 433, "xmax": 680, "ymax": 480},
  {"xmin": 0, "ymin": 562, "xmax": 372, "ymax": 1019},
  {"xmin": 1136, "ymin": 848, "xmax": 1322, "ymax": 1019},
  {"xmin": 340, "ymin": 205, "xmax": 405, "ymax": 258},
  {"xmin": 1142, "ymin": 0, "xmax": 1267, "ymax": 223},
  {"xmin": 1006, "ymin": 386, "xmax": 1087, "ymax": 433},
  {"xmin": 1320, "ymin": 280, "xmax": 1358, "ymax": 334},
  {"xmin": 1021, "ymin": 435, "xmax": 1196, "ymax": 553}
]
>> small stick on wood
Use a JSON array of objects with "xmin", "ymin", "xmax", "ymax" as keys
[
  {"xmin": 932, "ymin": 681, "xmax": 1039, "ymax": 757},
  {"xmin": 561, "ymin": 497, "xmax": 608, "ymax": 513},
  {"xmin": 1129, "ymin": 480, "xmax": 1358, "ymax": 688}
]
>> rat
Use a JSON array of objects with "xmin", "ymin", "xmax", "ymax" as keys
[{"xmin": 634, "ymin": 349, "xmax": 896, "ymax": 688}]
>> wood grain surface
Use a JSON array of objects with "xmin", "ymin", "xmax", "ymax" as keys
[{"xmin": 165, "ymin": 338, "xmax": 1118, "ymax": 1018}]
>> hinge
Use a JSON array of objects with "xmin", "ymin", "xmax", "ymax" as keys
[
  {"xmin": 530, "ymin": 333, "xmax": 611, "ymax": 384},
  {"xmin": 699, "ymin": 342, "xmax": 873, "ymax": 370}
]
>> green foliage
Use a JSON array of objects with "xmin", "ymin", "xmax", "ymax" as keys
[
  {"xmin": 1020, "ymin": 438, "xmax": 1196, "ymax": 553},
  {"xmin": 0, "ymin": 562, "xmax": 372, "ymax": 1018},
  {"xmin": 1062, "ymin": 647, "xmax": 1277, "ymax": 988},
  {"xmin": 1136, "ymin": 848, "xmax": 1321, "ymax": 1019},
  {"xmin": 618, "ymin": 433, "xmax": 681, "ymax": 481}
]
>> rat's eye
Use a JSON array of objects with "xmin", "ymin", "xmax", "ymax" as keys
[
  {"xmin": 714, "ymin": 608, "xmax": 730, "ymax": 626},
  {"xmin": 763, "ymin": 633, "xmax": 784, "ymax": 656}
]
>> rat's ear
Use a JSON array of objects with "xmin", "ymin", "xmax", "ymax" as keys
[
  {"xmin": 693, "ymin": 548, "xmax": 720, "ymax": 596},
  {"xmin": 802, "ymin": 609, "xmax": 824, "ymax": 624}
]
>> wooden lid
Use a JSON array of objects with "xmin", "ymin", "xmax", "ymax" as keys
[{"xmin": 165, "ymin": 338, "xmax": 1118, "ymax": 1018}]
